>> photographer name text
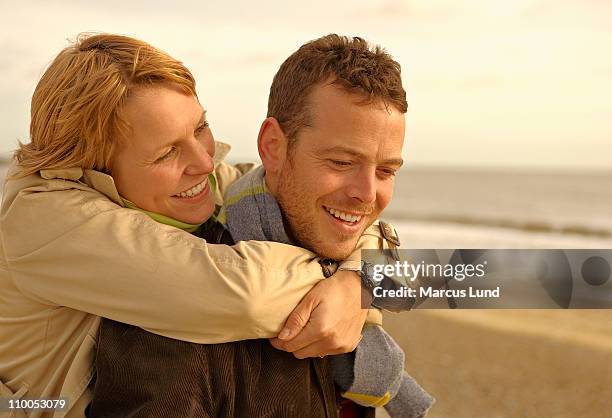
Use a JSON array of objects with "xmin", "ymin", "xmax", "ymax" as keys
[{"xmin": 373, "ymin": 286, "xmax": 501, "ymax": 299}]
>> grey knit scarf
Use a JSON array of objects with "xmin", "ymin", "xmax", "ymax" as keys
[{"xmin": 217, "ymin": 165, "xmax": 434, "ymax": 418}]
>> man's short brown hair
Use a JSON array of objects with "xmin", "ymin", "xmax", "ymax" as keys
[{"xmin": 267, "ymin": 34, "xmax": 407, "ymax": 143}]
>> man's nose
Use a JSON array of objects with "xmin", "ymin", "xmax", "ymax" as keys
[{"xmin": 346, "ymin": 167, "xmax": 377, "ymax": 204}]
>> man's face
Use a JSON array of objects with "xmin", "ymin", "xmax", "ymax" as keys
[{"xmin": 275, "ymin": 84, "xmax": 405, "ymax": 260}]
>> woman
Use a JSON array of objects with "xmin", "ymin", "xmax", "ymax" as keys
[{"xmin": 0, "ymin": 34, "xmax": 377, "ymax": 417}]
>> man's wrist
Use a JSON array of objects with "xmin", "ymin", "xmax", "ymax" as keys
[{"xmin": 339, "ymin": 261, "xmax": 375, "ymax": 307}]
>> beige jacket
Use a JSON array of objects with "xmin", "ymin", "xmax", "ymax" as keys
[{"xmin": 0, "ymin": 143, "xmax": 388, "ymax": 418}]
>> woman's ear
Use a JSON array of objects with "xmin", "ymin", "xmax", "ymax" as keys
[{"xmin": 257, "ymin": 117, "xmax": 288, "ymax": 191}]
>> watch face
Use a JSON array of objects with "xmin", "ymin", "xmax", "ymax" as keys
[{"xmin": 361, "ymin": 261, "xmax": 377, "ymax": 287}]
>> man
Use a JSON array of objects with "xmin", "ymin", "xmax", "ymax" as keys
[
  {"xmin": 222, "ymin": 34, "xmax": 431, "ymax": 416},
  {"xmin": 90, "ymin": 35, "xmax": 430, "ymax": 417}
]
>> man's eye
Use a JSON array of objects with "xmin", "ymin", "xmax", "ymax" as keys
[
  {"xmin": 155, "ymin": 147, "xmax": 177, "ymax": 162},
  {"xmin": 377, "ymin": 168, "xmax": 397, "ymax": 179},
  {"xmin": 330, "ymin": 160, "xmax": 352, "ymax": 167}
]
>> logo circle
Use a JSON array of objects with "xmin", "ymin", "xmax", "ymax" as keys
[{"xmin": 581, "ymin": 256, "xmax": 611, "ymax": 286}]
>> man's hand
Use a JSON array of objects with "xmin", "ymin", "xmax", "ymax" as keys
[{"xmin": 270, "ymin": 270, "xmax": 367, "ymax": 359}]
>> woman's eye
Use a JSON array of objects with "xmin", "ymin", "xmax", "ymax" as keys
[
  {"xmin": 195, "ymin": 121, "xmax": 210, "ymax": 136},
  {"xmin": 155, "ymin": 147, "xmax": 177, "ymax": 162}
]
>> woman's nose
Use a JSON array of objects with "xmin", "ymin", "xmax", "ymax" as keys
[{"xmin": 185, "ymin": 137, "xmax": 215, "ymax": 175}]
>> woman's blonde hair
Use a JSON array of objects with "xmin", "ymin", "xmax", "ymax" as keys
[{"xmin": 15, "ymin": 33, "xmax": 196, "ymax": 176}]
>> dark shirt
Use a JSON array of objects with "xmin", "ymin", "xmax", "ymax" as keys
[{"xmin": 89, "ymin": 222, "xmax": 339, "ymax": 418}]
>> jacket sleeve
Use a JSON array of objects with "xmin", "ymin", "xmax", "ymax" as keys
[{"xmin": 2, "ymin": 184, "xmax": 329, "ymax": 344}]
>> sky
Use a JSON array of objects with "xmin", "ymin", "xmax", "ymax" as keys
[{"xmin": 0, "ymin": 0, "xmax": 610, "ymax": 170}]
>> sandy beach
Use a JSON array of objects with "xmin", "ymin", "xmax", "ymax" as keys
[
  {"xmin": 373, "ymin": 169, "xmax": 612, "ymax": 417},
  {"xmin": 378, "ymin": 310, "xmax": 612, "ymax": 418}
]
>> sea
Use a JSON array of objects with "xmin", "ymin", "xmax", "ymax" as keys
[
  {"xmin": 383, "ymin": 168, "xmax": 612, "ymax": 249},
  {"xmin": 1, "ymin": 160, "xmax": 611, "ymax": 249}
]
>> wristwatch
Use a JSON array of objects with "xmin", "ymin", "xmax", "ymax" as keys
[{"xmin": 359, "ymin": 260, "xmax": 379, "ymax": 290}]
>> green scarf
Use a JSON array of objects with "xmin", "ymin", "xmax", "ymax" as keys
[
  {"xmin": 121, "ymin": 174, "xmax": 218, "ymax": 233},
  {"xmin": 122, "ymin": 198, "xmax": 203, "ymax": 233}
]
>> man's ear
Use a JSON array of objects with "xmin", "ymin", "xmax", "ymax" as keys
[{"xmin": 258, "ymin": 117, "xmax": 288, "ymax": 178}]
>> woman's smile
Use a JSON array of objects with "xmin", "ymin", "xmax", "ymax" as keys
[{"xmin": 173, "ymin": 177, "xmax": 209, "ymax": 198}]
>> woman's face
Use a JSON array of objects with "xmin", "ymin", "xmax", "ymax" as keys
[{"xmin": 112, "ymin": 85, "xmax": 216, "ymax": 224}]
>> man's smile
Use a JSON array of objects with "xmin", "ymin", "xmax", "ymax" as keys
[
  {"xmin": 322, "ymin": 205, "xmax": 370, "ymax": 235},
  {"xmin": 323, "ymin": 205, "xmax": 368, "ymax": 223}
]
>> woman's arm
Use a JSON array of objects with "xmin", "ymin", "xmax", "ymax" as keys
[
  {"xmin": 2, "ymin": 170, "xmax": 380, "ymax": 350},
  {"xmin": 2, "ymin": 190, "xmax": 323, "ymax": 343}
]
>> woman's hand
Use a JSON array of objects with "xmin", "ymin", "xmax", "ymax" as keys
[{"xmin": 269, "ymin": 270, "xmax": 367, "ymax": 358}]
